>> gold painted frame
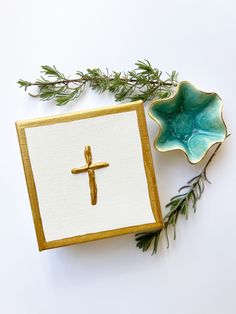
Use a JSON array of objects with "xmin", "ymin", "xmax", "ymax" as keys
[{"xmin": 16, "ymin": 100, "xmax": 163, "ymax": 251}]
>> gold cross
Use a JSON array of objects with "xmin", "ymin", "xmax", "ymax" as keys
[{"xmin": 71, "ymin": 146, "xmax": 109, "ymax": 205}]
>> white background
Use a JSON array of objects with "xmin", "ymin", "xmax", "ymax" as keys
[{"xmin": 1, "ymin": 1, "xmax": 235, "ymax": 313}]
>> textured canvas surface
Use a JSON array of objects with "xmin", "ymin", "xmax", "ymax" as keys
[{"xmin": 25, "ymin": 110, "xmax": 155, "ymax": 241}]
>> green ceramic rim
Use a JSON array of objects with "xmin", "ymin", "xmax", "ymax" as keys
[{"xmin": 148, "ymin": 81, "xmax": 227, "ymax": 164}]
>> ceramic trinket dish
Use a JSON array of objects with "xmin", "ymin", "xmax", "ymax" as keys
[{"xmin": 148, "ymin": 81, "xmax": 227, "ymax": 164}]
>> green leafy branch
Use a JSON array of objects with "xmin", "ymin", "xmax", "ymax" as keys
[
  {"xmin": 17, "ymin": 60, "xmax": 178, "ymax": 105},
  {"xmin": 18, "ymin": 60, "xmax": 228, "ymax": 254},
  {"xmin": 136, "ymin": 137, "xmax": 229, "ymax": 254}
]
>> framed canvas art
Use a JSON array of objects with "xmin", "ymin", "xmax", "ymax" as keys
[{"xmin": 16, "ymin": 100, "xmax": 163, "ymax": 251}]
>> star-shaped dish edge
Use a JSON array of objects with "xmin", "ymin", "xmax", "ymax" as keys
[{"xmin": 148, "ymin": 81, "xmax": 227, "ymax": 164}]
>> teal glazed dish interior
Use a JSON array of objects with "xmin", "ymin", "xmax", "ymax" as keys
[{"xmin": 148, "ymin": 81, "xmax": 227, "ymax": 164}]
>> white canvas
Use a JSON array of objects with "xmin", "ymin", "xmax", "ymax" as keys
[{"xmin": 25, "ymin": 110, "xmax": 156, "ymax": 241}]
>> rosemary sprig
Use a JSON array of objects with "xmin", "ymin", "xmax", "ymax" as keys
[
  {"xmin": 136, "ymin": 138, "xmax": 228, "ymax": 254},
  {"xmin": 18, "ymin": 61, "xmax": 227, "ymax": 254},
  {"xmin": 17, "ymin": 60, "xmax": 178, "ymax": 105}
]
